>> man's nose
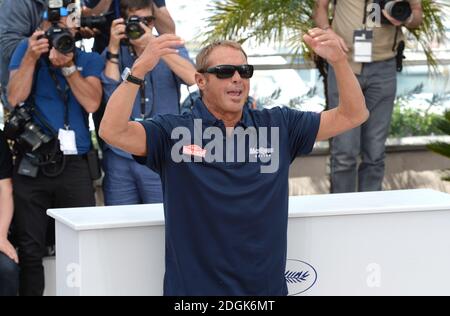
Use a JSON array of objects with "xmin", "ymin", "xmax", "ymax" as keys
[{"xmin": 231, "ymin": 70, "xmax": 242, "ymax": 82}]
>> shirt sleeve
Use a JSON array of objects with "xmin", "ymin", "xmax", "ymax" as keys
[
  {"xmin": 81, "ymin": 52, "xmax": 105, "ymax": 79},
  {"xmin": 133, "ymin": 116, "xmax": 171, "ymax": 175},
  {"xmin": 153, "ymin": 0, "xmax": 166, "ymax": 8},
  {"xmin": 0, "ymin": 0, "xmax": 40, "ymax": 73},
  {"xmin": 0, "ymin": 131, "xmax": 13, "ymax": 180},
  {"xmin": 8, "ymin": 39, "xmax": 28, "ymax": 71},
  {"xmin": 281, "ymin": 107, "xmax": 321, "ymax": 160},
  {"xmin": 99, "ymin": 49, "xmax": 122, "ymax": 100}
]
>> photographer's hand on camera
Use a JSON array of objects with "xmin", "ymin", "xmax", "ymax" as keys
[
  {"xmin": 108, "ymin": 18, "xmax": 127, "ymax": 54},
  {"xmin": 8, "ymin": 30, "xmax": 49, "ymax": 107},
  {"xmin": 129, "ymin": 22, "xmax": 154, "ymax": 55},
  {"xmin": 26, "ymin": 30, "xmax": 50, "ymax": 62},
  {"xmin": 79, "ymin": 26, "xmax": 99, "ymax": 39},
  {"xmin": 382, "ymin": 8, "xmax": 406, "ymax": 26}
]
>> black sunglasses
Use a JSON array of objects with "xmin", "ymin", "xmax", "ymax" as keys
[
  {"xmin": 199, "ymin": 64, "xmax": 254, "ymax": 79},
  {"xmin": 128, "ymin": 15, "xmax": 156, "ymax": 25},
  {"xmin": 141, "ymin": 16, "xmax": 156, "ymax": 24}
]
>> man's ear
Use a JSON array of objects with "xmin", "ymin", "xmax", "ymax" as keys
[{"xmin": 195, "ymin": 72, "xmax": 207, "ymax": 91}]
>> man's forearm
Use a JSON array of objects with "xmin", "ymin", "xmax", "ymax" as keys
[
  {"xmin": 154, "ymin": 7, "xmax": 176, "ymax": 34},
  {"xmin": 66, "ymin": 72, "xmax": 102, "ymax": 113},
  {"xmin": 314, "ymin": 1, "xmax": 331, "ymax": 29},
  {"xmin": 7, "ymin": 54, "xmax": 36, "ymax": 106},
  {"xmin": 162, "ymin": 54, "xmax": 196, "ymax": 86},
  {"xmin": 100, "ymin": 70, "xmax": 141, "ymax": 140},
  {"xmin": 104, "ymin": 59, "xmax": 121, "ymax": 81},
  {"xmin": 0, "ymin": 180, "xmax": 14, "ymax": 240},
  {"xmin": 333, "ymin": 60, "xmax": 368, "ymax": 124},
  {"xmin": 87, "ymin": 0, "xmax": 113, "ymax": 16}
]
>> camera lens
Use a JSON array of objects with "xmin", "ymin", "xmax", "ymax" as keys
[
  {"xmin": 385, "ymin": 1, "xmax": 412, "ymax": 22},
  {"xmin": 126, "ymin": 24, "xmax": 144, "ymax": 40},
  {"xmin": 126, "ymin": 17, "xmax": 145, "ymax": 40},
  {"xmin": 54, "ymin": 34, "xmax": 75, "ymax": 54},
  {"xmin": 47, "ymin": 26, "xmax": 75, "ymax": 54}
]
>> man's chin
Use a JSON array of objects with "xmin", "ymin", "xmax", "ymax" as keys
[{"xmin": 225, "ymin": 100, "xmax": 245, "ymax": 112}]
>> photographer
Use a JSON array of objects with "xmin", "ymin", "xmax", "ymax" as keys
[
  {"xmin": 100, "ymin": 0, "xmax": 195, "ymax": 206},
  {"xmin": 81, "ymin": 0, "xmax": 176, "ymax": 53},
  {"xmin": 0, "ymin": 0, "xmax": 47, "ymax": 108},
  {"xmin": 6, "ymin": 2, "xmax": 104, "ymax": 296},
  {"xmin": 0, "ymin": 128, "xmax": 19, "ymax": 296},
  {"xmin": 314, "ymin": 0, "xmax": 423, "ymax": 193}
]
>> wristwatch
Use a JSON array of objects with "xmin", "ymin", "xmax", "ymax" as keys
[
  {"xmin": 106, "ymin": 50, "xmax": 120, "ymax": 61},
  {"xmin": 61, "ymin": 64, "xmax": 77, "ymax": 77},
  {"xmin": 121, "ymin": 67, "xmax": 144, "ymax": 86}
]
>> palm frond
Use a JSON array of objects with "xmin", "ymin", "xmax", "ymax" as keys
[{"xmin": 203, "ymin": 0, "xmax": 449, "ymax": 73}]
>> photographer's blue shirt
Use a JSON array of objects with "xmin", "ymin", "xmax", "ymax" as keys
[
  {"xmin": 101, "ymin": 44, "xmax": 191, "ymax": 159},
  {"xmin": 9, "ymin": 40, "xmax": 105, "ymax": 155},
  {"xmin": 134, "ymin": 98, "xmax": 321, "ymax": 296}
]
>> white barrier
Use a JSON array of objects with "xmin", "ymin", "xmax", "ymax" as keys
[{"xmin": 47, "ymin": 189, "xmax": 450, "ymax": 296}]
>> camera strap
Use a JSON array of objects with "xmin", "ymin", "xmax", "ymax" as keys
[
  {"xmin": 128, "ymin": 45, "xmax": 155, "ymax": 120},
  {"xmin": 47, "ymin": 64, "xmax": 71, "ymax": 130}
]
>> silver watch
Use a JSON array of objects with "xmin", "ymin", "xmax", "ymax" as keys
[{"xmin": 61, "ymin": 64, "xmax": 77, "ymax": 77}]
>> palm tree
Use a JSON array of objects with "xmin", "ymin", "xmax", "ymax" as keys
[
  {"xmin": 203, "ymin": 0, "xmax": 449, "ymax": 61},
  {"xmin": 203, "ymin": 0, "xmax": 449, "ymax": 76}
]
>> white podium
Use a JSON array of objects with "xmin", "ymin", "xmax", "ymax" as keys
[{"xmin": 48, "ymin": 189, "xmax": 450, "ymax": 296}]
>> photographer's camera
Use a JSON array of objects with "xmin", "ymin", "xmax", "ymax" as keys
[
  {"xmin": 41, "ymin": 0, "xmax": 75, "ymax": 54},
  {"xmin": 374, "ymin": 0, "xmax": 412, "ymax": 24},
  {"xmin": 5, "ymin": 105, "xmax": 53, "ymax": 153}
]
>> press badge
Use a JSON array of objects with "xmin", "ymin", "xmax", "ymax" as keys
[
  {"xmin": 353, "ymin": 30, "xmax": 373, "ymax": 63},
  {"xmin": 58, "ymin": 129, "xmax": 78, "ymax": 155}
]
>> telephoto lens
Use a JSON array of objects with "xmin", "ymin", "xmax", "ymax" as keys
[
  {"xmin": 384, "ymin": 0, "xmax": 412, "ymax": 22},
  {"xmin": 81, "ymin": 15, "xmax": 108, "ymax": 29}
]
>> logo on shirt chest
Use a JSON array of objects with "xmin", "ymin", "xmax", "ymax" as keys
[
  {"xmin": 249, "ymin": 147, "xmax": 275, "ymax": 159},
  {"xmin": 182, "ymin": 145, "xmax": 207, "ymax": 158},
  {"xmin": 171, "ymin": 119, "xmax": 280, "ymax": 174}
]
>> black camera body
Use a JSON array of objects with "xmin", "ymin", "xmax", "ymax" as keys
[
  {"xmin": 43, "ymin": 0, "xmax": 76, "ymax": 54},
  {"xmin": 4, "ymin": 105, "xmax": 53, "ymax": 153},
  {"xmin": 374, "ymin": 0, "xmax": 412, "ymax": 25},
  {"xmin": 126, "ymin": 16, "xmax": 145, "ymax": 40},
  {"xmin": 44, "ymin": 26, "xmax": 75, "ymax": 54}
]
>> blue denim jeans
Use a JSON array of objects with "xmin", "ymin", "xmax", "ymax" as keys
[
  {"xmin": 328, "ymin": 58, "xmax": 397, "ymax": 193},
  {"xmin": 102, "ymin": 149, "xmax": 163, "ymax": 206},
  {"xmin": 0, "ymin": 252, "xmax": 19, "ymax": 296}
]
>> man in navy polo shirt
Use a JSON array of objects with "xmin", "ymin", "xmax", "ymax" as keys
[
  {"xmin": 7, "ymin": 5, "xmax": 104, "ymax": 296},
  {"xmin": 100, "ymin": 30, "xmax": 369, "ymax": 295}
]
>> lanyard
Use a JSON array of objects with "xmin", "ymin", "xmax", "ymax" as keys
[
  {"xmin": 139, "ymin": 82, "xmax": 147, "ymax": 119},
  {"xmin": 47, "ymin": 64, "xmax": 71, "ymax": 130}
]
